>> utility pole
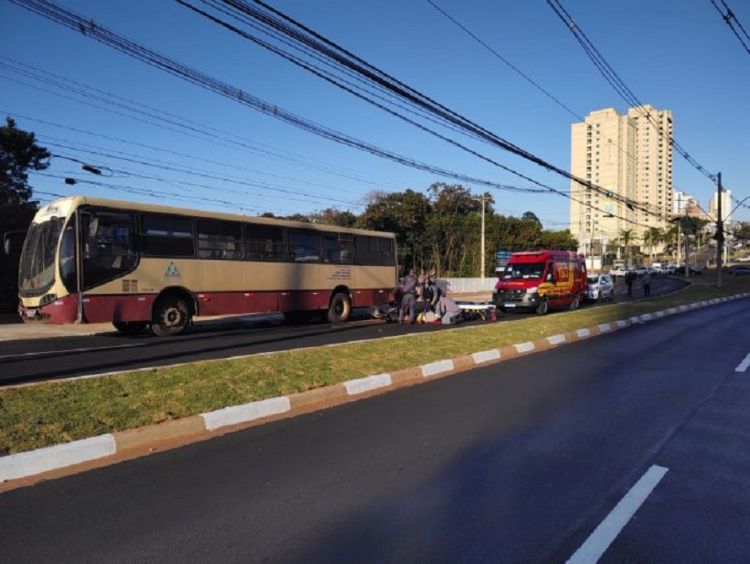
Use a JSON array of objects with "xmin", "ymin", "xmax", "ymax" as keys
[
  {"xmin": 480, "ymin": 195, "xmax": 486, "ymax": 279},
  {"xmin": 716, "ymin": 172, "xmax": 724, "ymax": 288}
]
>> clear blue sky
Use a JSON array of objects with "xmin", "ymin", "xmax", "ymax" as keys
[{"xmin": 2, "ymin": 0, "xmax": 749, "ymax": 226}]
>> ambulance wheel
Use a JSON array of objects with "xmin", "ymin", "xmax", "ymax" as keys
[
  {"xmin": 113, "ymin": 321, "xmax": 148, "ymax": 335},
  {"xmin": 151, "ymin": 297, "xmax": 190, "ymax": 336},
  {"xmin": 536, "ymin": 299, "xmax": 549, "ymax": 315},
  {"xmin": 327, "ymin": 292, "xmax": 351, "ymax": 323},
  {"xmin": 569, "ymin": 296, "xmax": 580, "ymax": 311}
]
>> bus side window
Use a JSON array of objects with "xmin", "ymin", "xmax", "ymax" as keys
[
  {"xmin": 81, "ymin": 209, "xmax": 137, "ymax": 290},
  {"xmin": 322, "ymin": 232, "xmax": 353, "ymax": 264},
  {"xmin": 245, "ymin": 224, "xmax": 286, "ymax": 261},
  {"xmin": 545, "ymin": 263, "xmax": 555, "ymax": 283},
  {"xmin": 197, "ymin": 219, "xmax": 242, "ymax": 260},
  {"xmin": 354, "ymin": 236, "xmax": 379, "ymax": 265},
  {"xmin": 288, "ymin": 229, "xmax": 321, "ymax": 263},
  {"xmin": 141, "ymin": 214, "xmax": 194, "ymax": 257},
  {"xmin": 379, "ymin": 238, "xmax": 395, "ymax": 266}
]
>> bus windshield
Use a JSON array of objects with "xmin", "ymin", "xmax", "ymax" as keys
[
  {"xmin": 18, "ymin": 217, "xmax": 65, "ymax": 296},
  {"xmin": 500, "ymin": 262, "xmax": 546, "ymax": 280}
]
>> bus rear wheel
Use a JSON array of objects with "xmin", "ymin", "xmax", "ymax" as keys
[
  {"xmin": 327, "ymin": 292, "xmax": 351, "ymax": 323},
  {"xmin": 113, "ymin": 321, "xmax": 148, "ymax": 335},
  {"xmin": 152, "ymin": 297, "xmax": 190, "ymax": 337}
]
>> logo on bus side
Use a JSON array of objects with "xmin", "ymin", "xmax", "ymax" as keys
[{"xmin": 165, "ymin": 262, "xmax": 181, "ymax": 279}]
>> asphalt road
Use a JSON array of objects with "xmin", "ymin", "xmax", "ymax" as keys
[
  {"xmin": 2, "ymin": 295, "xmax": 748, "ymax": 562},
  {"xmin": 0, "ymin": 276, "xmax": 684, "ymax": 385}
]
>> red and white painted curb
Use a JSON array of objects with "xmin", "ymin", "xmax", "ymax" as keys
[{"xmin": 2, "ymin": 291, "xmax": 749, "ymax": 485}]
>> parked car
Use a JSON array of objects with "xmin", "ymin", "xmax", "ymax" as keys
[
  {"xmin": 632, "ymin": 265, "xmax": 647, "ymax": 275},
  {"xmin": 650, "ymin": 262, "xmax": 664, "ymax": 274},
  {"xmin": 674, "ymin": 265, "xmax": 703, "ymax": 275},
  {"xmin": 728, "ymin": 265, "xmax": 750, "ymax": 276},
  {"xmin": 664, "ymin": 264, "xmax": 678, "ymax": 275},
  {"xmin": 610, "ymin": 265, "xmax": 630, "ymax": 278},
  {"xmin": 587, "ymin": 273, "xmax": 615, "ymax": 302}
]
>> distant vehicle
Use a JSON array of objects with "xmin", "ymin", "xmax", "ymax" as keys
[
  {"xmin": 664, "ymin": 264, "xmax": 678, "ymax": 275},
  {"xmin": 587, "ymin": 273, "xmax": 615, "ymax": 302},
  {"xmin": 650, "ymin": 262, "xmax": 664, "ymax": 273},
  {"xmin": 493, "ymin": 250, "xmax": 588, "ymax": 315},
  {"xmin": 610, "ymin": 265, "xmax": 630, "ymax": 278},
  {"xmin": 17, "ymin": 196, "xmax": 397, "ymax": 335},
  {"xmin": 674, "ymin": 265, "xmax": 703, "ymax": 275},
  {"xmin": 736, "ymin": 256, "xmax": 750, "ymax": 263},
  {"xmin": 632, "ymin": 265, "xmax": 647, "ymax": 275},
  {"xmin": 727, "ymin": 265, "xmax": 750, "ymax": 276}
]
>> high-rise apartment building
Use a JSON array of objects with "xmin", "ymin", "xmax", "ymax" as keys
[
  {"xmin": 709, "ymin": 189, "xmax": 732, "ymax": 224},
  {"xmin": 569, "ymin": 105, "xmax": 673, "ymax": 256}
]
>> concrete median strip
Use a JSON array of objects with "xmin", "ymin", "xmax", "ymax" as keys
[{"xmin": 2, "ymin": 291, "xmax": 749, "ymax": 488}]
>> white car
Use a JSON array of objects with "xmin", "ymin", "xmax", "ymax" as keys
[
  {"xmin": 587, "ymin": 273, "xmax": 615, "ymax": 301},
  {"xmin": 610, "ymin": 266, "xmax": 629, "ymax": 278}
]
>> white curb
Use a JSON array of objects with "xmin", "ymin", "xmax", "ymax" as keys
[
  {"xmin": 201, "ymin": 397, "xmax": 291, "ymax": 431},
  {"xmin": 472, "ymin": 349, "xmax": 501, "ymax": 364},
  {"xmin": 0, "ymin": 434, "xmax": 116, "ymax": 482},
  {"xmin": 597, "ymin": 323, "xmax": 612, "ymax": 332},
  {"xmin": 514, "ymin": 342, "xmax": 535, "ymax": 354},
  {"xmin": 344, "ymin": 373, "xmax": 392, "ymax": 396},
  {"xmin": 616, "ymin": 320, "xmax": 628, "ymax": 328},
  {"xmin": 421, "ymin": 359, "xmax": 454, "ymax": 378},
  {"xmin": 576, "ymin": 328, "xmax": 591, "ymax": 338},
  {"xmin": 547, "ymin": 334, "xmax": 566, "ymax": 346}
]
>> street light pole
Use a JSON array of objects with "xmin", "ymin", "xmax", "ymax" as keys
[
  {"xmin": 481, "ymin": 195, "xmax": 486, "ymax": 279},
  {"xmin": 716, "ymin": 172, "xmax": 724, "ymax": 288}
]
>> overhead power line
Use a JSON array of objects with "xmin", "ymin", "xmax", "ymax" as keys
[
  {"xmin": 177, "ymin": 0, "xmax": 668, "ymax": 222},
  {"xmin": 424, "ymin": 0, "xmax": 582, "ymax": 121},
  {"xmin": 710, "ymin": 0, "xmax": 750, "ymax": 57},
  {"xmin": 0, "ymin": 56, "xmax": 402, "ymax": 190},
  {"xmin": 545, "ymin": 0, "xmax": 717, "ymax": 183},
  {"xmin": 10, "ymin": 0, "xmax": 652, "ymax": 230},
  {"xmin": 6, "ymin": 0, "xmax": 557, "ymax": 199}
]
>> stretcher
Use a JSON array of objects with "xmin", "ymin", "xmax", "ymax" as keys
[{"xmin": 456, "ymin": 302, "xmax": 497, "ymax": 321}]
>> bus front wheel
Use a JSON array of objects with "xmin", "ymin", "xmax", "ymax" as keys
[
  {"xmin": 113, "ymin": 321, "xmax": 148, "ymax": 335},
  {"xmin": 327, "ymin": 292, "xmax": 351, "ymax": 323},
  {"xmin": 152, "ymin": 297, "xmax": 190, "ymax": 337}
]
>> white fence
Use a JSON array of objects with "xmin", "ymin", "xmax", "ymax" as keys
[{"xmin": 440, "ymin": 277, "xmax": 496, "ymax": 294}]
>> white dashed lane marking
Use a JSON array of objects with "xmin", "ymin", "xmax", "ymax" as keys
[
  {"xmin": 567, "ymin": 465, "xmax": 669, "ymax": 564},
  {"xmin": 735, "ymin": 352, "xmax": 750, "ymax": 373}
]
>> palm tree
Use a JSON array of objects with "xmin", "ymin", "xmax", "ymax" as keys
[
  {"xmin": 642, "ymin": 227, "xmax": 664, "ymax": 262},
  {"xmin": 619, "ymin": 229, "xmax": 638, "ymax": 265}
]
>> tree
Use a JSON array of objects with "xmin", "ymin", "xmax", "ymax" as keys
[
  {"xmin": 642, "ymin": 227, "xmax": 664, "ymax": 262},
  {"xmin": 1, "ymin": 116, "xmax": 50, "ymax": 206},
  {"xmin": 359, "ymin": 189, "xmax": 431, "ymax": 269},
  {"xmin": 0, "ymin": 117, "xmax": 50, "ymax": 313},
  {"xmin": 308, "ymin": 207, "xmax": 357, "ymax": 227},
  {"xmin": 521, "ymin": 211, "xmax": 542, "ymax": 231},
  {"xmin": 619, "ymin": 229, "xmax": 638, "ymax": 264}
]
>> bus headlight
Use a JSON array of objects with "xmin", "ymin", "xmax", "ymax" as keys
[{"xmin": 526, "ymin": 287, "xmax": 538, "ymax": 294}]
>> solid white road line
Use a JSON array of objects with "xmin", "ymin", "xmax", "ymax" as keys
[
  {"xmin": 735, "ymin": 352, "xmax": 750, "ymax": 373},
  {"xmin": 0, "ymin": 342, "xmax": 146, "ymax": 361},
  {"xmin": 567, "ymin": 465, "xmax": 669, "ymax": 564}
]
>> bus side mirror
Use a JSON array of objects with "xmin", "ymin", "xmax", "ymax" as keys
[{"xmin": 3, "ymin": 235, "xmax": 11, "ymax": 256}]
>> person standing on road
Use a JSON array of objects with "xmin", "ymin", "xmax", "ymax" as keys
[
  {"xmin": 398, "ymin": 268, "xmax": 417, "ymax": 324},
  {"xmin": 624, "ymin": 270, "xmax": 634, "ymax": 296},
  {"xmin": 643, "ymin": 270, "xmax": 652, "ymax": 297}
]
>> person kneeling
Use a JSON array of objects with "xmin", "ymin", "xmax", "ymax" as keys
[{"xmin": 437, "ymin": 294, "xmax": 462, "ymax": 325}]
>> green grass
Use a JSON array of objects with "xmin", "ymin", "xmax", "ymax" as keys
[{"xmin": 2, "ymin": 271, "xmax": 749, "ymax": 455}]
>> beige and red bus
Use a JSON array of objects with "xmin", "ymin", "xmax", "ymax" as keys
[{"xmin": 17, "ymin": 196, "xmax": 397, "ymax": 335}]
